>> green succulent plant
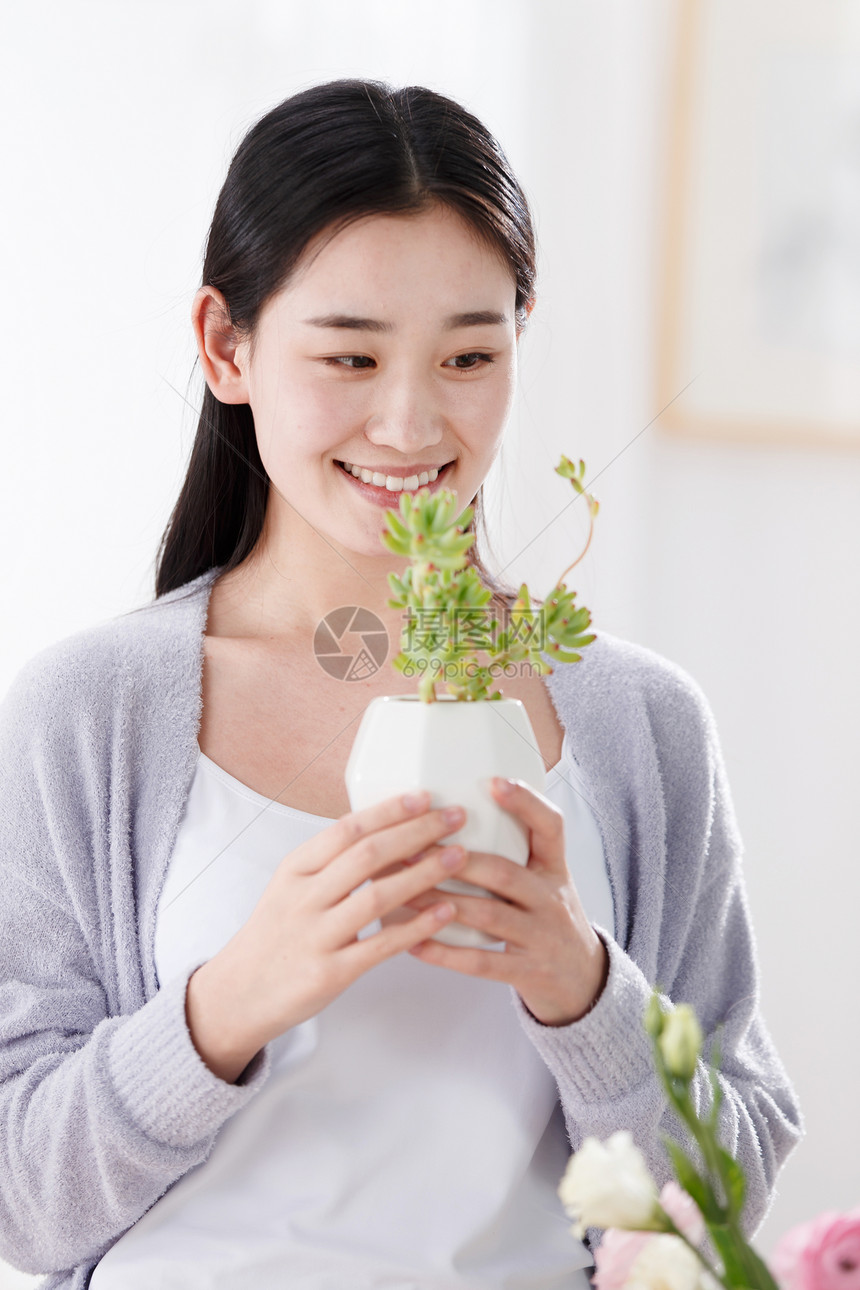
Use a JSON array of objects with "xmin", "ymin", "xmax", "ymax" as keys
[{"xmin": 381, "ymin": 454, "xmax": 599, "ymax": 703}]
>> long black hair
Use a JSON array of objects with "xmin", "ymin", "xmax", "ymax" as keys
[{"xmin": 153, "ymin": 78, "xmax": 537, "ymax": 609}]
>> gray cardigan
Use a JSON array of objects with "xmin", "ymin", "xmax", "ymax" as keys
[{"xmin": 0, "ymin": 566, "xmax": 802, "ymax": 1287}]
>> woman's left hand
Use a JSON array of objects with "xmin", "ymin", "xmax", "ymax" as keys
[{"xmin": 403, "ymin": 777, "xmax": 610, "ymax": 1027}]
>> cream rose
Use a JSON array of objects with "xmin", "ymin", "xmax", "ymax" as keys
[
  {"xmin": 628, "ymin": 1233, "xmax": 717, "ymax": 1290},
  {"xmin": 558, "ymin": 1131, "xmax": 661, "ymax": 1239}
]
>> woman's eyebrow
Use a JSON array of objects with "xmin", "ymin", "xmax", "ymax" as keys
[{"xmin": 301, "ymin": 310, "xmax": 508, "ymax": 333}]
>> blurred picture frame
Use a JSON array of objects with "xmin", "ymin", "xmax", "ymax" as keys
[{"xmin": 656, "ymin": 0, "xmax": 860, "ymax": 449}]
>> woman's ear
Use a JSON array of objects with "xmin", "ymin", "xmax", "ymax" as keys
[
  {"xmin": 516, "ymin": 295, "xmax": 536, "ymax": 340},
  {"xmin": 191, "ymin": 286, "xmax": 251, "ymax": 404}
]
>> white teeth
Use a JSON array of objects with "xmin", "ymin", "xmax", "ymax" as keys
[{"xmin": 340, "ymin": 461, "xmax": 442, "ymax": 491}]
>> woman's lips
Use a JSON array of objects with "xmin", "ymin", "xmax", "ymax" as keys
[{"xmin": 336, "ymin": 459, "xmax": 454, "ymax": 507}]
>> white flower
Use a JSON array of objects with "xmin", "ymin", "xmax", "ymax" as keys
[
  {"xmin": 558, "ymin": 1131, "xmax": 661, "ymax": 1239},
  {"xmin": 627, "ymin": 1234, "xmax": 709, "ymax": 1290}
]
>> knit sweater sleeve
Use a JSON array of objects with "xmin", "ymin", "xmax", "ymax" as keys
[
  {"xmin": 510, "ymin": 644, "xmax": 802, "ymax": 1241},
  {"xmin": 0, "ymin": 650, "xmax": 272, "ymax": 1277}
]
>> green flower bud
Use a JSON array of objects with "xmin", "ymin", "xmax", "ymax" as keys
[
  {"xmin": 659, "ymin": 1004, "xmax": 704, "ymax": 1081},
  {"xmin": 644, "ymin": 991, "xmax": 667, "ymax": 1040}
]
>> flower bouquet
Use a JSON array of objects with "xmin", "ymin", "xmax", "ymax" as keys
[{"xmin": 557, "ymin": 995, "xmax": 858, "ymax": 1289}]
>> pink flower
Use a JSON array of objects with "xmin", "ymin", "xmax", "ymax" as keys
[
  {"xmin": 592, "ymin": 1183, "xmax": 707, "ymax": 1289},
  {"xmin": 594, "ymin": 1228, "xmax": 653, "ymax": 1290},
  {"xmin": 771, "ymin": 1208, "xmax": 860, "ymax": 1290},
  {"xmin": 659, "ymin": 1181, "xmax": 705, "ymax": 1246}
]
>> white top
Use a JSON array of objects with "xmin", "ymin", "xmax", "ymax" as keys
[{"xmin": 91, "ymin": 732, "xmax": 614, "ymax": 1289}]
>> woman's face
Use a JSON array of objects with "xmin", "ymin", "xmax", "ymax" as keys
[{"xmin": 234, "ymin": 203, "xmax": 522, "ymax": 561}]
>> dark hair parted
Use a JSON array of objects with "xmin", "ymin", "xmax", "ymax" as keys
[{"xmin": 153, "ymin": 77, "xmax": 537, "ymax": 608}]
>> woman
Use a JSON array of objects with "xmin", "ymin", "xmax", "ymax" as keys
[{"xmin": 0, "ymin": 79, "xmax": 801, "ymax": 1288}]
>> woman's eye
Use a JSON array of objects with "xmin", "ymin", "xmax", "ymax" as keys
[
  {"xmin": 324, "ymin": 355, "xmax": 375, "ymax": 369},
  {"xmin": 445, "ymin": 352, "xmax": 494, "ymax": 371}
]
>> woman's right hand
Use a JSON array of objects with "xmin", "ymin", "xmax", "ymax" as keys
[{"xmin": 185, "ymin": 791, "xmax": 468, "ymax": 1083}]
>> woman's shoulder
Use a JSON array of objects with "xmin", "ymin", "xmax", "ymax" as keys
[
  {"xmin": 548, "ymin": 627, "xmax": 713, "ymax": 712},
  {"xmin": 544, "ymin": 628, "xmax": 722, "ymax": 776}
]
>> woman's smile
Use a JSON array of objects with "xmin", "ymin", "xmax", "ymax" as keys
[{"xmin": 333, "ymin": 457, "xmax": 456, "ymax": 507}]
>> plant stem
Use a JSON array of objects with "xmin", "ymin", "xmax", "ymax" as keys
[{"xmin": 554, "ymin": 502, "xmax": 596, "ymax": 586}]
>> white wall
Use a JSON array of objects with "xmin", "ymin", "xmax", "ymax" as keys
[
  {"xmin": 496, "ymin": 0, "xmax": 860, "ymax": 1258},
  {"xmin": 1, "ymin": 2, "xmax": 856, "ymax": 1285}
]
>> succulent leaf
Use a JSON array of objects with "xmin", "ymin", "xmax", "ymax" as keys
[{"xmin": 377, "ymin": 454, "xmax": 598, "ymax": 700}]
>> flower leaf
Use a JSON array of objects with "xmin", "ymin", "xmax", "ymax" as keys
[
  {"xmin": 716, "ymin": 1146, "xmax": 746, "ymax": 1220},
  {"xmin": 662, "ymin": 1138, "xmax": 721, "ymax": 1224},
  {"xmin": 708, "ymin": 1222, "xmax": 781, "ymax": 1290},
  {"xmin": 736, "ymin": 1240, "xmax": 782, "ymax": 1290}
]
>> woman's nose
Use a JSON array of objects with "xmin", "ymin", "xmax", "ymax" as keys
[{"xmin": 363, "ymin": 371, "xmax": 446, "ymax": 452}]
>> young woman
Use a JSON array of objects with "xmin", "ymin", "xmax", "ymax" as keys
[{"xmin": 0, "ymin": 79, "xmax": 801, "ymax": 1289}]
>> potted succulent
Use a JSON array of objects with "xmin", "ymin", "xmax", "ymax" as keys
[{"xmin": 344, "ymin": 455, "xmax": 599, "ymax": 949}]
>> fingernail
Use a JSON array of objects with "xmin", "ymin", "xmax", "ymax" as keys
[
  {"xmin": 403, "ymin": 791, "xmax": 429, "ymax": 811},
  {"xmin": 441, "ymin": 845, "xmax": 464, "ymax": 869},
  {"xmin": 434, "ymin": 902, "xmax": 456, "ymax": 921},
  {"xmin": 442, "ymin": 805, "xmax": 465, "ymax": 826},
  {"xmin": 493, "ymin": 777, "xmax": 514, "ymax": 796}
]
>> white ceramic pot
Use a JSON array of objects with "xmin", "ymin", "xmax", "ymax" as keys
[{"xmin": 344, "ymin": 694, "xmax": 546, "ymax": 949}]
